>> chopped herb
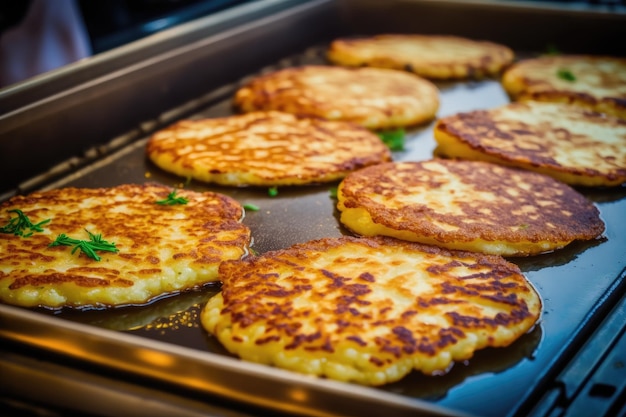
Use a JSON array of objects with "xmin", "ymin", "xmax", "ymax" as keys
[
  {"xmin": 518, "ymin": 224, "xmax": 529, "ymax": 230},
  {"xmin": 155, "ymin": 189, "xmax": 189, "ymax": 205},
  {"xmin": 377, "ymin": 128, "xmax": 406, "ymax": 151},
  {"xmin": 268, "ymin": 186, "xmax": 278, "ymax": 197},
  {"xmin": 49, "ymin": 229, "xmax": 118, "ymax": 261},
  {"xmin": 248, "ymin": 247, "xmax": 259, "ymax": 256},
  {"xmin": 0, "ymin": 209, "xmax": 50, "ymax": 237},
  {"xmin": 557, "ymin": 68, "xmax": 576, "ymax": 82},
  {"xmin": 328, "ymin": 187, "xmax": 338, "ymax": 199},
  {"xmin": 243, "ymin": 203, "xmax": 260, "ymax": 211}
]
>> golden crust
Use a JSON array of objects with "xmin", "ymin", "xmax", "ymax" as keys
[
  {"xmin": 201, "ymin": 235, "xmax": 542, "ymax": 386},
  {"xmin": 337, "ymin": 160, "xmax": 605, "ymax": 256},
  {"xmin": 233, "ymin": 65, "xmax": 439, "ymax": 130},
  {"xmin": 501, "ymin": 55, "xmax": 626, "ymax": 119},
  {"xmin": 434, "ymin": 102, "xmax": 626, "ymax": 187},
  {"xmin": 327, "ymin": 34, "xmax": 514, "ymax": 80},
  {"xmin": 0, "ymin": 184, "xmax": 251, "ymax": 309},
  {"xmin": 146, "ymin": 111, "xmax": 391, "ymax": 186}
]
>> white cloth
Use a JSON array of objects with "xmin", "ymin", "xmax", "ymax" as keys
[{"xmin": 0, "ymin": 0, "xmax": 91, "ymax": 87}]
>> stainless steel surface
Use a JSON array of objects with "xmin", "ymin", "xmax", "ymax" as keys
[
  {"xmin": 1, "ymin": 1, "xmax": 626, "ymax": 416},
  {"xmin": 0, "ymin": 0, "xmax": 341, "ymax": 197},
  {"xmin": 0, "ymin": 347, "xmax": 265, "ymax": 417}
]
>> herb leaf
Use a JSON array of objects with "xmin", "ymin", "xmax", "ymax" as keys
[
  {"xmin": 557, "ymin": 68, "xmax": 576, "ymax": 82},
  {"xmin": 243, "ymin": 203, "xmax": 260, "ymax": 211},
  {"xmin": 0, "ymin": 209, "xmax": 50, "ymax": 237},
  {"xmin": 155, "ymin": 189, "xmax": 189, "ymax": 205},
  {"xmin": 268, "ymin": 186, "xmax": 278, "ymax": 197},
  {"xmin": 377, "ymin": 128, "xmax": 406, "ymax": 151},
  {"xmin": 49, "ymin": 229, "xmax": 118, "ymax": 261},
  {"xmin": 328, "ymin": 187, "xmax": 338, "ymax": 199}
]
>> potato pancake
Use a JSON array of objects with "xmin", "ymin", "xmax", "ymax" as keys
[
  {"xmin": 327, "ymin": 34, "xmax": 514, "ymax": 80},
  {"xmin": 146, "ymin": 111, "xmax": 391, "ymax": 186},
  {"xmin": 434, "ymin": 102, "xmax": 626, "ymax": 187},
  {"xmin": 501, "ymin": 55, "xmax": 626, "ymax": 119},
  {"xmin": 233, "ymin": 65, "xmax": 439, "ymax": 130},
  {"xmin": 201, "ymin": 236, "xmax": 542, "ymax": 386},
  {"xmin": 337, "ymin": 160, "xmax": 604, "ymax": 256},
  {"xmin": 0, "ymin": 184, "xmax": 251, "ymax": 309}
]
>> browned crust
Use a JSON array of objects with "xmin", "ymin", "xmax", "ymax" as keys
[
  {"xmin": 233, "ymin": 65, "xmax": 439, "ymax": 129},
  {"xmin": 0, "ymin": 183, "xmax": 251, "ymax": 308},
  {"xmin": 434, "ymin": 102, "xmax": 626, "ymax": 184},
  {"xmin": 146, "ymin": 111, "xmax": 392, "ymax": 186},
  {"xmin": 215, "ymin": 235, "xmax": 541, "ymax": 367},
  {"xmin": 327, "ymin": 34, "xmax": 514, "ymax": 79},
  {"xmin": 338, "ymin": 160, "xmax": 605, "ymax": 243},
  {"xmin": 502, "ymin": 55, "xmax": 626, "ymax": 119}
]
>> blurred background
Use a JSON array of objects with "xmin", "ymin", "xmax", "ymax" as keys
[
  {"xmin": 0, "ymin": 0, "xmax": 252, "ymax": 87},
  {"xmin": 0, "ymin": 0, "xmax": 624, "ymax": 87}
]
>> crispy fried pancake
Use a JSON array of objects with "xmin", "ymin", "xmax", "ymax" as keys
[
  {"xmin": 201, "ymin": 236, "xmax": 542, "ymax": 386},
  {"xmin": 146, "ymin": 111, "xmax": 391, "ymax": 186},
  {"xmin": 0, "ymin": 184, "xmax": 251, "ymax": 309},
  {"xmin": 434, "ymin": 102, "xmax": 626, "ymax": 187},
  {"xmin": 337, "ymin": 160, "xmax": 604, "ymax": 256},
  {"xmin": 233, "ymin": 66, "xmax": 439, "ymax": 130},
  {"xmin": 501, "ymin": 55, "xmax": 626, "ymax": 119},
  {"xmin": 327, "ymin": 34, "xmax": 514, "ymax": 80}
]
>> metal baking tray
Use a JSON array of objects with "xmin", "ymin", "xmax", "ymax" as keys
[{"xmin": 1, "ymin": 1, "xmax": 625, "ymax": 416}]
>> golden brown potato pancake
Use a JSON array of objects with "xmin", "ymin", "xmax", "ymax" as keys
[
  {"xmin": 434, "ymin": 102, "xmax": 626, "ymax": 187},
  {"xmin": 327, "ymin": 34, "xmax": 514, "ymax": 79},
  {"xmin": 0, "ymin": 183, "xmax": 251, "ymax": 309},
  {"xmin": 337, "ymin": 160, "xmax": 604, "ymax": 256},
  {"xmin": 146, "ymin": 111, "xmax": 391, "ymax": 186},
  {"xmin": 202, "ymin": 235, "xmax": 541, "ymax": 386},
  {"xmin": 501, "ymin": 55, "xmax": 626, "ymax": 119},
  {"xmin": 233, "ymin": 65, "xmax": 439, "ymax": 130}
]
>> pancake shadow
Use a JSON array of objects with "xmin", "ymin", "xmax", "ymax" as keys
[
  {"xmin": 511, "ymin": 237, "xmax": 606, "ymax": 272},
  {"xmin": 577, "ymin": 184, "xmax": 626, "ymax": 204}
]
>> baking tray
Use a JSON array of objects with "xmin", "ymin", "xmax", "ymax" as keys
[{"xmin": 1, "ymin": 1, "xmax": 626, "ymax": 416}]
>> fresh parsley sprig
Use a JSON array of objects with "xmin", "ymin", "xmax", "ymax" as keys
[
  {"xmin": 243, "ymin": 203, "xmax": 260, "ymax": 211},
  {"xmin": 557, "ymin": 68, "xmax": 576, "ymax": 82},
  {"xmin": 377, "ymin": 128, "xmax": 406, "ymax": 151},
  {"xmin": 49, "ymin": 229, "xmax": 118, "ymax": 261},
  {"xmin": 155, "ymin": 189, "xmax": 189, "ymax": 205},
  {"xmin": 0, "ymin": 209, "xmax": 50, "ymax": 237}
]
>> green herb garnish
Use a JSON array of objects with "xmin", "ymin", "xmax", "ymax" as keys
[
  {"xmin": 243, "ymin": 203, "xmax": 260, "ymax": 211},
  {"xmin": 557, "ymin": 68, "xmax": 576, "ymax": 82},
  {"xmin": 518, "ymin": 224, "xmax": 530, "ymax": 230},
  {"xmin": 0, "ymin": 209, "xmax": 50, "ymax": 237},
  {"xmin": 329, "ymin": 187, "xmax": 338, "ymax": 199},
  {"xmin": 49, "ymin": 229, "xmax": 118, "ymax": 261},
  {"xmin": 377, "ymin": 128, "xmax": 406, "ymax": 151},
  {"xmin": 268, "ymin": 186, "xmax": 278, "ymax": 197},
  {"xmin": 155, "ymin": 189, "xmax": 189, "ymax": 205}
]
